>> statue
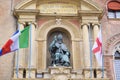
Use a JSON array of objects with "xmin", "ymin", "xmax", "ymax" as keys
[{"xmin": 49, "ymin": 34, "xmax": 70, "ymax": 67}]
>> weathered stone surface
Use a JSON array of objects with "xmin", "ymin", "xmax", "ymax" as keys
[{"xmin": 0, "ymin": 0, "xmax": 120, "ymax": 80}]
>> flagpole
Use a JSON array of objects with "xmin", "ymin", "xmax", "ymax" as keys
[
  {"xmin": 16, "ymin": 23, "xmax": 20, "ymax": 78},
  {"xmin": 28, "ymin": 23, "xmax": 32, "ymax": 78},
  {"xmin": 89, "ymin": 23, "xmax": 93, "ymax": 78},
  {"xmin": 100, "ymin": 24, "xmax": 104, "ymax": 78},
  {"xmin": 15, "ymin": 50, "xmax": 19, "ymax": 78}
]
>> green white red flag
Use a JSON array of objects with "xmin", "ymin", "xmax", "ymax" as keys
[{"xmin": 0, "ymin": 26, "xmax": 29, "ymax": 56}]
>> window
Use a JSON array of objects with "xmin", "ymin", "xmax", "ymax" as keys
[
  {"xmin": 116, "ymin": 11, "xmax": 120, "ymax": 18},
  {"xmin": 114, "ymin": 60, "xmax": 120, "ymax": 80},
  {"xmin": 108, "ymin": 10, "xmax": 120, "ymax": 18},
  {"xmin": 108, "ymin": 1, "xmax": 120, "ymax": 19},
  {"xmin": 114, "ymin": 44, "xmax": 120, "ymax": 80}
]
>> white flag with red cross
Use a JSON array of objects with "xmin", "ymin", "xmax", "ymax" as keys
[{"xmin": 92, "ymin": 30, "xmax": 102, "ymax": 66}]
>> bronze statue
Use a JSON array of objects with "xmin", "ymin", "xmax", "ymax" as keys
[{"xmin": 49, "ymin": 34, "xmax": 70, "ymax": 66}]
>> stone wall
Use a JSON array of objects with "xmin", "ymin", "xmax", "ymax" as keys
[{"xmin": 0, "ymin": 0, "xmax": 120, "ymax": 80}]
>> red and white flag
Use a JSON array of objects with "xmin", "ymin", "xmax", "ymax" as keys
[
  {"xmin": 0, "ymin": 30, "xmax": 20, "ymax": 56},
  {"xmin": 92, "ymin": 30, "xmax": 102, "ymax": 66}
]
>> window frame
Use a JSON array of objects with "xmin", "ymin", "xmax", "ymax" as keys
[
  {"xmin": 108, "ymin": 9, "xmax": 120, "ymax": 19},
  {"xmin": 113, "ymin": 44, "xmax": 120, "ymax": 80},
  {"xmin": 107, "ymin": 1, "xmax": 120, "ymax": 19}
]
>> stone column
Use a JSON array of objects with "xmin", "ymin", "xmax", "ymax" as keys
[
  {"xmin": 93, "ymin": 24, "xmax": 99, "ymax": 41},
  {"xmin": 29, "ymin": 23, "xmax": 37, "ymax": 68},
  {"xmin": 93, "ymin": 24, "xmax": 99, "ymax": 68},
  {"xmin": 82, "ymin": 24, "xmax": 90, "ymax": 68}
]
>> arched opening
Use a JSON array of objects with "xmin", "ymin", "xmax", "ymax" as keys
[
  {"xmin": 113, "ymin": 43, "xmax": 120, "ymax": 80},
  {"xmin": 47, "ymin": 28, "xmax": 72, "ymax": 67}
]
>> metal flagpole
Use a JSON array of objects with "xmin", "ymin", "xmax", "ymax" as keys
[
  {"xmin": 100, "ymin": 24, "xmax": 104, "ymax": 78},
  {"xmin": 89, "ymin": 23, "xmax": 93, "ymax": 78},
  {"xmin": 16, "ymin": 50, "xmax": 19, "ymax": 78},
  {"xmin": 29, "ymin": 24, "xmax": 32, "ymax": 78},
  {"xmin": 16, "ymin": 23, "xmax": 20, "ymax": 78}
]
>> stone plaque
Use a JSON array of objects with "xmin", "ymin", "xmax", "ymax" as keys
[{"xmin": 39, "ymin": 3, "xmax": 78, "ymax": 14}]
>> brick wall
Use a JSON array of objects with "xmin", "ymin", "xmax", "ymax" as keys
[
  {"xmin": 0, "ymin": 0, "xmax": 18, "ymax": 80},
  {"xmin": 98, "ymin": 1, "xmax": 120, "ymax": 80}
]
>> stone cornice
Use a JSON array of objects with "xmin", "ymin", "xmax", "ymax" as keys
[
  {"xmin": 39, "ymin": 13, "xmax": 78, "ymax": 17},
  {"xmin": 14, "ymin": 9, "xmax": 39, "ymax": 18},
  {"xmin": 78, "ymin": 10, "xmax": 103, "ymax": 19}
]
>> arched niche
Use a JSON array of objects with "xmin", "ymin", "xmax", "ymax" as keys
[
  {"xmin": 47, "ymin": 27, "xmax": 72, "ymax": 67},
  {"xmin": 36, "ymin": 20, "xmax": 81, "ymax": 70}
]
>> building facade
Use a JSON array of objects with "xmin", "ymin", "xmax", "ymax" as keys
[{"xmin": 0, "ymin": 0, "xmax": 120, "ymax": 80}]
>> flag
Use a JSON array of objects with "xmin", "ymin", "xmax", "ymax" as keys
[
  {"xmin": 19, "ymin": 26, "xmax": 29, "ymax": 48},
  {"xmin": 0, "ymin": 26, "xmax": 30, "ymax": 56},
  {"xmin": 92, "ymin": 30, "xmax": 102, "ymax": 66},
  {"xmin": 0, "ymin": 30, "xmax": 20, "ymax": 56},
  {"xmin": 0, "ymin": 49, "xmax": 2, "ymax": 56}
]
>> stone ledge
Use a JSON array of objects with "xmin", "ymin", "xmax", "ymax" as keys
[
  {"xmin": 12, "ymin": 79, "xmax": 49, "ymax": 80},
  {"xmin": 81, "ymin": 78, "xmax": 109, "ymax": 80},
  {"xmin": 12, "ymin": 78, "xmax": 109, "ymax": 80}
]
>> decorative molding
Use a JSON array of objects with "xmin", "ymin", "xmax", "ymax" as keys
[
  {"xmin": 15, "ymin": 0, "xmax": 36, "ymax": 9},
  {"xmin": 81, "ymin": 23, "xmax": 89, "ymax": 29},
  {"xmin": 105, "ymin": 33, "xmax": 120, "ymax": 55},
  {"xmin": 82, "ymin": 0, "xmax": 103, "ymax": 11},
  {"xmin": 14, "ymin": 9, "xmax": 39, "ymax": 17},
  {"xmin": 36, "ymin": 20, "xmax": 81, "ymax": 40},
  {"xmin": 14, "ymin": 0, "xmax": 103, "ymax": 18}
]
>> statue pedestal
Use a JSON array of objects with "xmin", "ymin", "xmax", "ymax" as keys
[
  {"xmin": 12, "ymin": 67, "xmax": 109, "ymax": 80},
  {"xmin": 42, "ymin": 66, "xmax": 81, "ymax": 80}
]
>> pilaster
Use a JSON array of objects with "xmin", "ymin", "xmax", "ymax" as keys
[{"xmin": 82, "ymin": 23, "xmax": 90, "ymax": 68}]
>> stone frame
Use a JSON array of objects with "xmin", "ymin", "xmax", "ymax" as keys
[{"xmin": 36, "ymin": 20, "xmax": 81, "ymax": 71}]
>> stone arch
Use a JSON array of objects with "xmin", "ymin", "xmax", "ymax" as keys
[
  {"xmin": 36, "ymin": 20, "xmax": 81, "ymax": 41},
  {"xmin": 105, "ymin": 33, "xmax": 120, "ymax": 55}
]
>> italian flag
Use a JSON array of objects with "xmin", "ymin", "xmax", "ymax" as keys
[
  {"xmin": 92, "ymin": 30, "xmax": 102, "ymax": 66},
  {"xmin": 0, "ymin": 26, "xmax": 29, "ymax": 56}
]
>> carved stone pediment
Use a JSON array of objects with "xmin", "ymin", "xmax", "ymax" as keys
[{"xmin": 14, "ymin": 0, "xmax": 103, "ymax": 19}]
